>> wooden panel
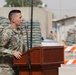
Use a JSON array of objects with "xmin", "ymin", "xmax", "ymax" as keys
[
  {"xmin": 13, "ymin": 48, "xmax": 41, "ymax": 65},
  {"xmin": 30, "ymin": 48, "xmax": 41, "ymax": 63},
  {"xmin": 43, "ymin": 47, "xmax": 64, "ymax": 63},
  {"xmin": 43, "ymin": 69, "xmax": 58, "ymax": 75}
]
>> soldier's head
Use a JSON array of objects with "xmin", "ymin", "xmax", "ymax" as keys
[{"xmin": 8, "ymin": 9, "xmax": 23, "ymax": 26}]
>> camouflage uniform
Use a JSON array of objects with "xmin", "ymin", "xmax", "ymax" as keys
[
  {"xmin": 66, "ymin": 33, "xmax": 76, "ymax": 46},
  {"xmin": 0, "ymin": 25, "xmax": 25, "ymax": 75}
]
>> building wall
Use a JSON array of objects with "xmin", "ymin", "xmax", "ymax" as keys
[
  {"xmin": 53, "ymin": 18, "xmax": 76, "ymax": 41},
  {"xmin": 47, "ymin": 10, "xmax": 52, "ymax": 36},
  {"xmin": 0, "ymin": 7, "xmax": 52, "ymax": 38},
  {"xmin": 61, "ymin": 18, "xmax": 76, "ymax": 40}
]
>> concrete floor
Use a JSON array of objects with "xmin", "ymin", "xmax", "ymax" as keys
[{"xmin": 59, "ymin": 65, "xmax": 76, "ymax": 75}]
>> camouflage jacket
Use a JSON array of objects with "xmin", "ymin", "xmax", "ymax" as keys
[
  {"xmin": 66, "ymin": 33, "xmax": 76, "ymax": 46},
  {"xmin": 0, "ymin": 25, "xmax": 25, "ymax": 65},
  {"xmin": 0, "ymin": 26, "xmax": 24, "ymax": 55}
]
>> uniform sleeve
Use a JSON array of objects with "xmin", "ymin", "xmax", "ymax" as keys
[{"xmin": 0, "ymin": 30, "xmax": 14, "ymax": 55}]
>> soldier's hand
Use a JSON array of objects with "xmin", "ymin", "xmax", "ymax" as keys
[{"xmin": 13, "ymin": 51, "xmax": 22, "ymax": 59}]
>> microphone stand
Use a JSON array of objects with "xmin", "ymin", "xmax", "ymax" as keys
[
  {"xmin": 25, "ymin": 25, "xmax": 31, "ymax": 74},
  {"xmin": 30, "ymin": 0, "xmax": 33, "ymax": 48}
]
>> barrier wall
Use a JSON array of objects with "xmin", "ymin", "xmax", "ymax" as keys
[{"xmin": 63, "ymin": 46, "xmax": 76, "ymax": 65}]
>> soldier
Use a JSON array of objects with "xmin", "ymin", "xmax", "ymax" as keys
[
  {"xmin": 66, "ymin": 29, "xmax": 76, "ymax": 46},
  {"xmin": 47, "ymin": 31, "xmax": 54, "ymax": 40},
  {"xmin": 0, "ymin": 10, "xmax": 24, "ymax": 75}
]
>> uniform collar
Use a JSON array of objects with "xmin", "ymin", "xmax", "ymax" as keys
[{"xmin": 9, "ymin": 24, "xmax": 21, "ymax": 34}]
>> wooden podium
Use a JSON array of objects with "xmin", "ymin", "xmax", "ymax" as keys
[{"xmin": 13, "ymin": 46, "xmax": 64, "ymax": 75}]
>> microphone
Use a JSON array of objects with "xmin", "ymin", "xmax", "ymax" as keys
[
  {"xmin": 25, "ymin": 23, "xmax": 28, "ymax": 32},
  {"xmin": 24, "ymin": 23, "xmax": 31, "ymax": 69}
]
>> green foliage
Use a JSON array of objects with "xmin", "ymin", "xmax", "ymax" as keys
[{"xmin": 5, "ymin": 0, "xmax": 42, "ymax": 7}]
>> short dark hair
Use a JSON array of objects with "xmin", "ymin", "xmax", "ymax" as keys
[{"xmin": 8, "ymin": 9, "xmax": 21, "ymax": 20}]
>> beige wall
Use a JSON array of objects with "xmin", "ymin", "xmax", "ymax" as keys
[{"xmin": 0, "ymin": 7, "xmax": 52, "ymax": 38}]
